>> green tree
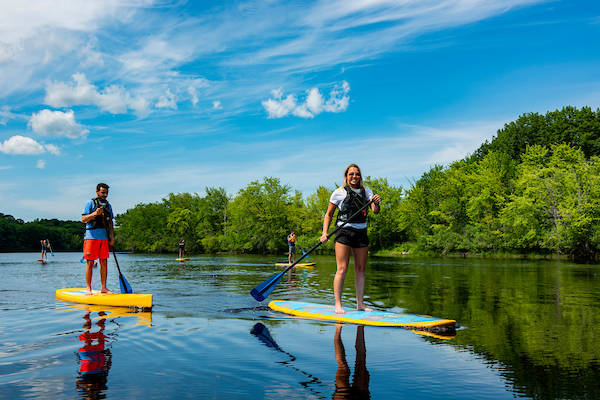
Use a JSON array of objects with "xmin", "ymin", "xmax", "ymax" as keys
[
  {"xmin": 500, "ymin": 144, "xmax": 600, "ymax": 256},
  {"xmin": 226, "ymin": 177, "xmax": 295, "ymax": 253}
]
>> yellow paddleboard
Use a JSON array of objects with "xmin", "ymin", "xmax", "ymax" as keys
[
  {"xmin": 56, "ymin": 288, "xmax": 152, "ymax": 309},
  {"xmin": 176, "ymin": 258, "xmax": 190, "ymax": 261},
  {"xmin": 275, "ymin": 262, "xmax": 316, "ymax": 268},
  {"xmin": 269, "ymin": 300, "xmax": 457, "ymax": 330}
]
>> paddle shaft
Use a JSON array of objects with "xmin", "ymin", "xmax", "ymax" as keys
[
  {"xmin": 277, "ymin": 198, "xmax": 375, "ymax": 277},
  {"xmin": 100, "ymin": 209, "xmax": 129, "ymax": 292}
]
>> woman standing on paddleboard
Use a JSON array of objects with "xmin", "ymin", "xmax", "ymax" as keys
[{"xmin": 320, "ymin": 164, "xmax": 381, "ymax": 314}]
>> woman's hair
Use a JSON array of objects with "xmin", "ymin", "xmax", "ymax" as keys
[{"xmin": 341, "ymin": 164, "xmax": 364, "ymax": 188}]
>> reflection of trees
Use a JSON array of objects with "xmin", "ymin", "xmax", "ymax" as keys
[
  {"xmin": 367, "ymin": 258, "xmax": 600, "ymax": 399},
  {"xmin": 76, "ymin": 311, "xmax": 112, "ymax": 400}
]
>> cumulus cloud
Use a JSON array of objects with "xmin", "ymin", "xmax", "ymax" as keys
[
  {"xmin": 36, "ymin": 159, "xmax": 46, "ymax": 169},
  {"xmin": 262, "ymin": 81, "xmax": 350, "ymax": 119},
  {"xmin": 29, "ymin": 109, "xmax": 89, "ymax": 139},
  {"xmin": 44, "ymin": 73, "xmax": 150, "ymax": 118},
  {"xmin": 156, "ymin": 89, "xmax": 177, "ymax": 110},
  {"xmin": 0, "ymin": 135, "xmax": 60, "ymax": 155},
  {"xmin": 212, "ymin": 100, "xmax": 222, "ymax": 110}
]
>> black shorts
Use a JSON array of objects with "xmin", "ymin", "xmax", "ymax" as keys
[{"xmin": 334, "ymin": 227, "xmax": 369, "ymax": 248}]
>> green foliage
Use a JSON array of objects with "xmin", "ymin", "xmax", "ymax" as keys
[
  {"xmin": 473, "ymin": 106, "xmax": 600, "ymax": 161},
  {"xmin": 0, "ymin": 214, "xmax": 84, "ymax": 251},
  {"xmin": 403, "ymin": 106, "xmax": 600, "ymax": 259}
]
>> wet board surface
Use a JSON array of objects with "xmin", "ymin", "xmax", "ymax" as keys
[
  {"xmin": 56, "ymin": 288, "xmax": 153, "ymax": 309},
  {"xmin": 269, "ymin": 300, "xmax": 457, "ymax": 329},
  {"xmin": 274, "ymin": 262, "xmax": 316, "ymax": 268}
]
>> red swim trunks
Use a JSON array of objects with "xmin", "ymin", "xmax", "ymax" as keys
[{"xmin": 83, "ymin": 239, "xmax": 110, "ymax": 260}]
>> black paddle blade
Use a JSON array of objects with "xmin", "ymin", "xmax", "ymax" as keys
[{"xmin": 250, "ymin": 272, "xmax": 285, "ymax": 302}]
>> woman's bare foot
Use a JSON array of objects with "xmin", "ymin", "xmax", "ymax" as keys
[
  {"xmin": 357, "ymin": 305, "xmax": 373, "ymax": 312},
  {"xmin": 335, "ymin": 304, "xmax": 346, "ymax": 314},
  {"xmin": 100, "ymin": 289, "xmax": 114, "ymax": 294},
  {"xmin": 85, "ymin": 289, "xmax": 93, "ymax": 296}
]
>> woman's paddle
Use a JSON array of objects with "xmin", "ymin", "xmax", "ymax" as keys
[
  {"xmin": 102, "ymin": 214, "xmax": 133, "ymax": 294},
  {"xmin": 251, "ymin": 199, "xmax": 375, "ymax": 302}
]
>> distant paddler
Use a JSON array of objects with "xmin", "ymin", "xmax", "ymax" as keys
[
  {"xmin": 287, "ymin": 230, "xmax": 297, "ymax": 264},
  {"xmin": 40, "ymin": 239, "xmax": 50, "ymax": 262},
  {"xmin": 179, "ymin": 239, "xmax": 186, "ymax": 259}
]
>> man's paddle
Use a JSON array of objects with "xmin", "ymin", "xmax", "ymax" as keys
[
  {"xmin": 101, "ymin": 212, "xmax": 133, "ymax": 294},
  {"xmin": 251, "ymin": 198, "xmax": 374, "ymax": 302}
]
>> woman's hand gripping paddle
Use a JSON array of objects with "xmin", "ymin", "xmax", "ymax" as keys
[
  {"xmin": 250, "ymin": 199, "xmax": 375, "ymax": 302},
  {"xmin": 101, "ymin": 212, "xmax": 133, "ymax": 294}
]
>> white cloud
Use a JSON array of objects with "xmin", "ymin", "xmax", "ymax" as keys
[
  {"xmin": 262, "ymin": 88, "xmax": 297, "ymax": 119},
  {"xmin": 262, "ymin": 81, "xmax": 350, "ymax": 119},
  {"xmin": 188, "ymin": 86, "xmax": 199, "ymax": 107},
  {"xmin": 212, "ymin": 100, "xmax": 222, "ymax": 110},
  {"xmin": 156, "ymin": 89, "xmax": 178, "ymax": 110},
  {"xmin": 78, "ymin": 35, "xmax": 104, "ymax": 67},
  {"xmin": 0, "ymin": 135, "xmax": 59, "ymax": 155},
  {"xmin": 29, "ymin": 109, "xmax": 89, "ymax": 139},
  {"xmin": 44, "ymin": 73, "xmax": 150, "ymax": 117},
  {"xmin": 36, "ymin": 159, "xmax": 46, "ymax": 169},
  {"xmin": 0, "ymin": 106, "xmax": 27, "ymax": 125},
  {"xmin": 0, "ymin": 42, "xmax": 14, "ymax": 64}
]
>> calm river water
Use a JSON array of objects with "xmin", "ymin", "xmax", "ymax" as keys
[{"xmin": 1, "ymin": 252, "xmax": 599, "ymax": 399}]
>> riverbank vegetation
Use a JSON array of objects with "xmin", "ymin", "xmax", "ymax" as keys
[
  {"xmin": 3, "ymin": 106, "xmax": 599, "ymax": 259},
  {"xmin": 0, "ymin": 214, "xmax": 83, "ymax": 252}
]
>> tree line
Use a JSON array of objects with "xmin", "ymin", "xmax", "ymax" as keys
[
  {"xmin": 3, "ymin": 106, "xmax": 599, "ymax": 259},
  {"xmin": 0, "ymin": 214, "xmax": 84, "ymax": 252},
  {"xmin": 115, "ymin": 106, "xmax": 600, "ymax": 259}
]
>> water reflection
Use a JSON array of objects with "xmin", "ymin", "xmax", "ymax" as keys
[
  {"xmin": 333, "ymin": 324, "xmax": 370, "ymax": 399},
  {"xmin": 251, "ymin": 323, "xmax": 325, "ymax": 396},
  {"xmin": 251, "ymin": 322, "xmax": 373, "ymax": 399},
  {"xmin": 76, "ymin": 311, "xmax": 112, "ymax": 399},
  {"xmin": 70, "ymin": 306, "xmax": 152, "ymax": 399}
]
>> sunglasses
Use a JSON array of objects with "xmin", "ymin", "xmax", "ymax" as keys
[{"xmin": 348, "ymin": 172, "xmax": 361, "ymax": 177}]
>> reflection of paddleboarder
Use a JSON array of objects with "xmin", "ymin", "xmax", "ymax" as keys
[
  {"xmin": 333, "ymin": 324, "xmax": 370, "ymax": 400},
  {"xmin": 76, "ymin": 311, "xmax": 112, "ymax": 398}
]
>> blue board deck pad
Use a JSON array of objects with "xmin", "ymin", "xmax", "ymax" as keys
[{"xmin": 269, "ymin": 300, "xmax": 457, "ymax": 333}]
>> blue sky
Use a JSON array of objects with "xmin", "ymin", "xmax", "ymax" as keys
[{"xmin": 1, "ymin": 0, "xmax": 599, "ymax": 222}]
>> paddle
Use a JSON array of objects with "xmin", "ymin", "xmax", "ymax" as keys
[
  {"xmin": 101, "ymin": 212, "xmax": 133, "ymax": 294},
  {"xmin": 251, "ymin": 198, "xmax": 375, "ymax": 302},
  {"xmin": 49, "ymin": 241, "xmax": 54, "ymax": 256}
]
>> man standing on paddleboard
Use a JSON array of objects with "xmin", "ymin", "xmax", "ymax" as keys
[
  {"xmin": 320, "ymin": 164, "xmax": 381, "ymax": 314},
  {"xmin": 81, "ymin": 183, "xmax": 115, "ymax": 295}
]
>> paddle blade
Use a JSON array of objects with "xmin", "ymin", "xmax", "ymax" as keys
[
  {"xmin": 119, "ymin": 273, "xmax": 133, "ymax": 294},
  {"xmin": 251, "ymin": 272, "xmax": 285, "ymax": 302}
]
